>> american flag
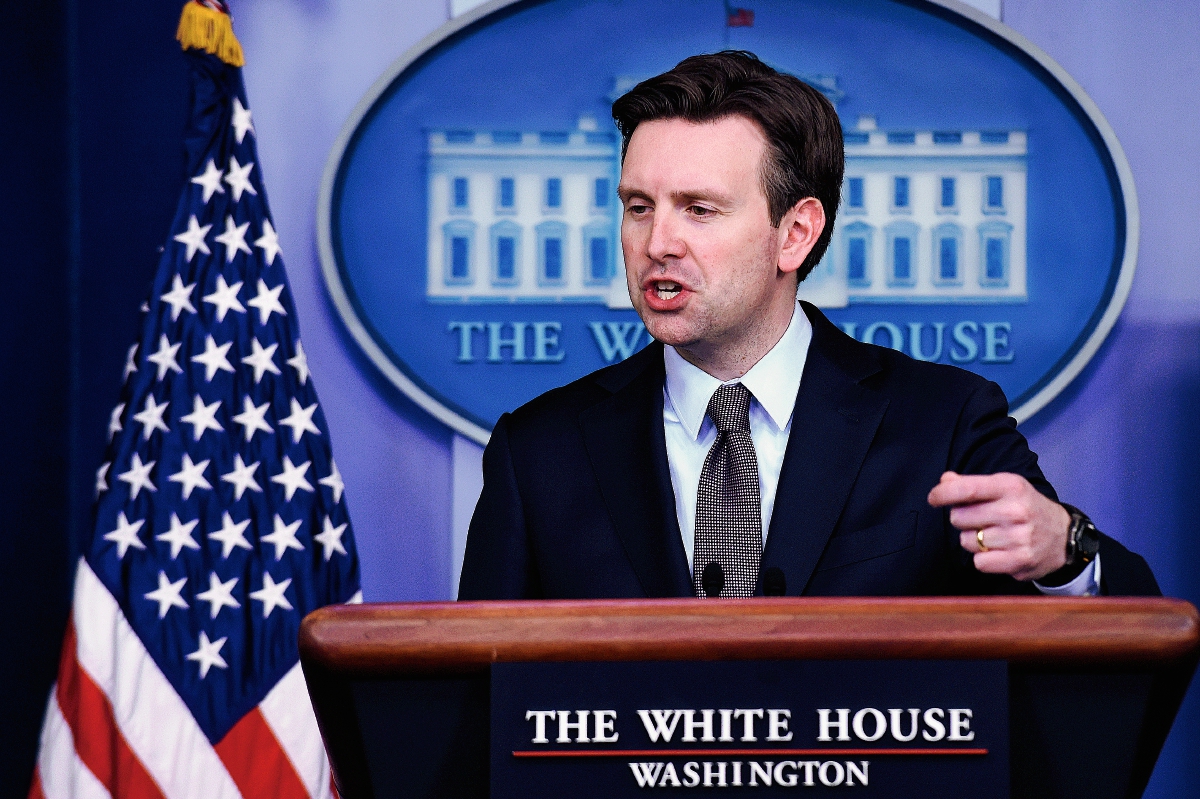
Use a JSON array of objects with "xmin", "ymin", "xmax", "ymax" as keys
[
  {"xmin": 725, "ymin": 3, "xmax": 754, "ymax": 27},
  {"xmin": 30, "ymin": 5, "xmax": 359, "ymax": 799}
]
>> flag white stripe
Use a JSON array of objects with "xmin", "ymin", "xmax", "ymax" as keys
[
  {"xmin": 72, "ymin": 560, "xmax": 244, "ymax": 799},
  {"xmin": 36, "ymin": 693, "xmax": 113, "ymax": 799},
  {"xmin": 258, "ymin": 664, "xmax": 331, "ymax": 799}
]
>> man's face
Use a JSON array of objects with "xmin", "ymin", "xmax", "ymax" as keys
[{"xmin": 618, "ymin": 115, "xmax": 801, "ymax": 362}]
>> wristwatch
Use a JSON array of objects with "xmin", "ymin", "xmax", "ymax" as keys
[
  {"xmin": 1037, "ymin": 503, "xmax": 1101, "ymax": 587},
  {"xmin": 1061, "ymin": 503, "xmax": 1101, "ymax": 566}
]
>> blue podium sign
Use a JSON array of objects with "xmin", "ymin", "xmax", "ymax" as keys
[
  {"xmin": 491, "ymin": 660, "xmax": 1008, "ymax": 797},
  {"xmin": 319, "ymin": 0, "xmax": 1137, "ymax": 443}
]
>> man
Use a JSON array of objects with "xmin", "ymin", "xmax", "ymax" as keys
[{"xmin": 458, "ymin": 51, "xmax": 1157, "ymax": 600}]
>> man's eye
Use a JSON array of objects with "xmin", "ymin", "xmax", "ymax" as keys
[
  {"xmin": 690, "ymin": 205, "xmax": 713, "ymax": 217},
  {"xmin": 627, "ymin": 204, "xmax": 650, "ymax": 215}
]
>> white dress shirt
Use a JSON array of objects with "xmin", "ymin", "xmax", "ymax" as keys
[{"xmin": 662, "ymin": 301, "xmax": 1098, "ymax": 595}]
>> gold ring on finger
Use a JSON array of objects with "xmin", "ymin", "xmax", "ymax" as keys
[{"xmin": 976, "ymin": 529, "xmax": 989, "ymax": 552}]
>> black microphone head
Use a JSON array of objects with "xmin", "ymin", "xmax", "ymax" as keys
[
  {"xmin": 701, "ymin": 561, "xmax": 725, "ymax": 598},
  {"xmin": 762, "ymin": 566, "xmax": 787, "ymax": 596}
]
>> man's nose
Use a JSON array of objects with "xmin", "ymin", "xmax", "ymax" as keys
[{"xmin": 646, "ymin": 211, "xmax": 686, "ymax": 262}]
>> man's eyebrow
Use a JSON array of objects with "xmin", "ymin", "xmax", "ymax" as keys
[
  {"xmin": 616, "ymin": 185, "xmax": 647, "ymax": 203},
  {"xmin": 670, "ymin": 188, "xmax": 735, "ymax": 206},
  {"xmin": 616, "ymin": 186, "xmax": 736, "ymax": 205}
]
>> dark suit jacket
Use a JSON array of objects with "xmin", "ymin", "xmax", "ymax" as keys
[{"xmin": 458, "ymin": 303, "xmax": 1159, "ymax": 599}]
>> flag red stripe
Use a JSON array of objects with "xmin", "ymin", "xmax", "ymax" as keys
[
  {"xmin": 54, "ymin": 620, "xmax": 166, "ymax": 799},
  {"xmin": 26, "ymin": 769, "xmax": 46, "ymax": 799},
  {"xmin": 215, "ymin": 707, "xmax": 310, "ymax": 799}
]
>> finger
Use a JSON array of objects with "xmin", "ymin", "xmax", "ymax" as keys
[
  {"xmin": 973, "ymin": 550, "xmax": 1021, "ymax": 575},
  {"xmin": 927, "ymin": 472, "xmax": 961, "ymax": 505},
  {"xmin": 974, "ymin": 551, "xmax": 1046, "ymax": 582},
  {"xmin": 928, "ymin": 473, "xmax": 1018, "ymax": 508},
  {"xmin": 960, "ymin": 527, "xmax": 1007, "ymax": 554},
  {"xmin": 948, "ymin": 500, "xmax": 1020, "ymax": 532},
  {"xmin": 960, "ymin": 529, "xmax": 981, "ymax": 554}
]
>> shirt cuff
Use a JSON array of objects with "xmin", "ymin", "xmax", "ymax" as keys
[{"xmin": 1034, "ymin": 555, "xmax": 1101, "ymax": 597}]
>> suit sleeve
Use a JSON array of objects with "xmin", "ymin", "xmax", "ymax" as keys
[
  {"xmin": 949, "ymin": 379, "xmax": 1055, "ymax": 499},
  {"xmin": 947, "ymin": 379, "xmax": 1161, "ymax": 597},
  {"xmin": 457, "ymin": 414, "xmax": 543, "ymax": 600}
]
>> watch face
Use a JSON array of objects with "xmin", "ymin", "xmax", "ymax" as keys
[{"xmin": 1079, "ymin": 522, "xmax": 1101, "ymax": 559}]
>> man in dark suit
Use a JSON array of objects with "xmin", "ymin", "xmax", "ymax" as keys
[{"xmin": 458, "ymin": 51, "xmax": 1157, "ymax": 601}]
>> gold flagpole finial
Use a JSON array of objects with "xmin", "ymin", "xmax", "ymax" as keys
[{"xmin": 176, "ymin": 1, "xmax": 245, "ymax": 67}]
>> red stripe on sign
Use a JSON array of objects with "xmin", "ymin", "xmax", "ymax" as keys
[
  {"xmin": 54, "ymin": 620, "xmax": 166, "ymax": 799},
  {"xmin": 26, "ymin": 769, "xmax": 46, "ymax": 799},
  {"xmin": 215, "ymin": 707, "xmax": 310, "ymax": 799},
  {"xmin": 513, "ymin": 747, "xmax": 989, "ymax": 757}
]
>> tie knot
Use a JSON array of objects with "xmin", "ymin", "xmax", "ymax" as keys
[{"xmin": 706, "ymin": 382, "xmax": 752, "ymax": 434}]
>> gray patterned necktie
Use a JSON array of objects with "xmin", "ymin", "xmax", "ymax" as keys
[{"xmin": 693, "ymin": 382, "xmax": 762, "ymax": 598}]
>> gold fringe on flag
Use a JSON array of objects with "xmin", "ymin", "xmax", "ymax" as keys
[{"xmin": 176, "ymin": 1, "xmax": 245, "ymax": 67}]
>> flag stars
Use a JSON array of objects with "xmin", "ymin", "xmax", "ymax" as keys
[
  {"xmin": 180, "ymin": 394, "xmax": 223, "ymax": 440},
  {"xmin": 103, "ymin": 512, "xmax": 145, "ymax": 559},
  {"xmin": 190, "ymin": 158, "xmax": 225, "ymax": 203},
  {"xmin": 220, "ymin": 454, "xmax": 262, "ymax": 500},
  {"xmin": 255, "ymin": 219, "xmax": 282, "ymax": 266},
  {"xmin": 250, "ymin": 572, "xmax": 293, "ymax": 618},
  {"xmin": 214, "ymin": 215, "xmax": 252, "ymax": 263},
  {"xmin": 224, "ymin": 156, "xmax": 258, "ymax": 202},
  {"xmin": 186, "ymin": 631, "xmax": 228, "ymax": 678},
  {"xmin": 160, "ymin": 275, "xmax": 198, "ymax": 321},
  {"xmin": 242, "ymin": 338, "xmax": 281, "ymax": 383},
  {"xmin": 95, "ymin": 462, "xmax": 111, "ymax": 497},
  {"xmin": 123, "ymin": 343, "xmax": 139, "ymax": 382},
  {"xmin": 280, "ymin": 399, "xmax": 320, "ymax": 443},
  {"xmin": 208, "ymin": 511, "xmax": 252, "ymax": 558},
  {"xmin": 262, "ymin": 514, "xmax": 304, "ymax": 560},
  {"xmin": 169, "ymin": 454, "xmax": 212, "ymax": 500},
  {"xmin": 287, "ymin": 341, "xmax": 309, "ymax": 385},
  {"xmin": 271, "ymin": 456, "xmax": 313, "ymax": 501},
  {"xmin": 173, "ymin": 215, "xmax": 212, "ymax": 262},
  {"xmin": 203, "ymin": 275, "xmax": 245, "ymax": 322},
  {"xmin": 196, "ymin": 573, "xmax": 240, "ymax": 619},
  {"xmin": 156, "ymin": 512, "xmax": 200, "ymax": 559},
  {"xmin": 231, "ymin": 98, "xmax": 255, "ymax": 144},
  {"xmin": 315, "ymin": 516, "xmax": 348, "ymax": 561},
  {"xmin": 232, "ymin": 396, "xmax": 273, "ymax": 440},
  {"xmin": 132, "ymin": 394, "xmax": 170, "ymax": 439},
  {"xmin": 145, "ymin": 571, "xmax": 188, "ymax": 619},
  {"xmin": 117, "ymin": 453, "xmax": 156, "ymax": 499},
  {"xmin": 107, "ymin": 403, "xmax": 125, "ymax": 441},
  {"xmin": 319, "ymin": 460, "xmax": 345, "ymax": 504},
  {"xmin": 247, "ymin": 279, "xmax": 286, "ymax": 325},
  {"xmin": 191, "ymin": 335, "xmax": 235, "ymax": 382},
  {"xmin": 147, "ymin": 335, "xmax": 183, "ymax": 381}
]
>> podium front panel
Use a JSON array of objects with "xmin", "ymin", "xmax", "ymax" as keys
[{"xmin": 299, "ymin": 597, "xmax": 1199, "ymax": 798}]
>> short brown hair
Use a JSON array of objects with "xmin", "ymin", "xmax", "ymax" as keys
[{"xmin": 611, "ymin": 51, "xmax": 844, "ymax": 280}]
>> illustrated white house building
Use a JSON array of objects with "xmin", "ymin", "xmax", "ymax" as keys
[
  {"xmin": 426, "ymin": 109, "xmax": 1027, "ymax": 308},
  {"xmin": 799, "ymin": 115, "xmax": 1027, "ymax": 307},
  {"xmin": 425, "ymin": 117, "xmax": 623, "ymax": 305}
]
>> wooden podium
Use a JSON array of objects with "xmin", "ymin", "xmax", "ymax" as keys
[{"xmin": 299, "ymin": 598, "xmax": 1199, "ymax": 799}]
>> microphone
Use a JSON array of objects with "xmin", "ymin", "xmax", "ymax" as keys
[
  {"xmin": 701, "ymin": 562, "xmax": 725, "ymax": 598},
  {"xmin": 762, "ymin": 566, "xmax": 787, "ymax": 597}
]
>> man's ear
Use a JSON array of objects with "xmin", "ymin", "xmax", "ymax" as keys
[{"xmin": 778, "ymin": 197, "xmax": 826, "ymax": 276}]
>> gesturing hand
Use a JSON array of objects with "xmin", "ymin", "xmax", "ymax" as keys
[{"xmin": 927, "ymin": 471, "xmax": 1071, "ymax": 582}]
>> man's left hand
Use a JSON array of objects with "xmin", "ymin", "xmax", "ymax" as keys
[{"xmin": 927, "ymin": 471, "xmax": 1071, "ymax": 582}]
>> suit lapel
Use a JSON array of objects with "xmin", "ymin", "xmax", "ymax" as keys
[
  {"xmin": 762, "ymin": 304, "xmax": 890, "ymax": 594},
  {"xmin": 580, "ymin": 344, "xmax": 693, "ymax": 597}
]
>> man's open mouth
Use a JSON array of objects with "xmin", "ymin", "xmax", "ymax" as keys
[{"xmin": 654, "ymin": 281, "xmax": 683, "ymax": 300}]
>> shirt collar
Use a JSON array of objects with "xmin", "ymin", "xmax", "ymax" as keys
[{"xmin": 664, "ymin": 301, "xmax": 813, "ymax": 441}]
